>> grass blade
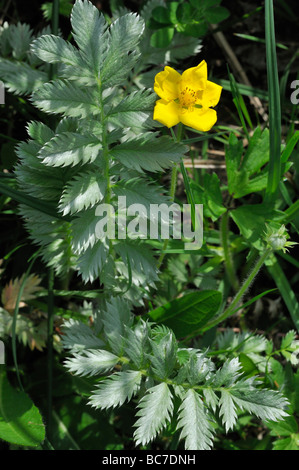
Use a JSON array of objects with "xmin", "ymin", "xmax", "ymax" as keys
[{"xmin": 264, "ymin": 0, "xmax": 282, "ymax": 203}]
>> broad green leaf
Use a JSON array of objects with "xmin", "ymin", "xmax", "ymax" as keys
[
  {"xmin": 230, "ymin": 202, "xmax": 279, "ymax": 250},
  {"xmin": 150, "ymin": 27, "xmax": 175, "ymax": 48},
  {"xmin": 268, "ymin": 414, "xmax": 298, "ymax": 437},
  {"xmin": 191, "ymin": 173, "xmax": 226, "ymax": 222},
  {"xmin": 204, "ymin": 6, "xmax": 230, "ymax": 23},
  {"xmin": 148, "ymin": 290, "xmax": 222, "ymax": 337},
  {"xmin": 272, "ymin": 434, "xmax": 299, "ymax": 450},
  {"xmin": 0, "ymin": 367, "xmax": 45, "ymax": 447},
  {"xmin": 225, "ymin": 128, "xmax": 270, "ymax": 198}
]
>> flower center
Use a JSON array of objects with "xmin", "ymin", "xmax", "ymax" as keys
[{"xmin": 179, "ymin": 86, "xmax": 198, "ymax": 108}]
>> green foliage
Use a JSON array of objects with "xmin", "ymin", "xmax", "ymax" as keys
[
  {"xmin": 62, "ymin": 298, "xmax": 289, "ymax": 450},
  {"xmin": 0, "ymin": 0, "xmax": 298, "ymax": 452},
  {"xmin": 0, "ymin": 367, "xmax": 45, "ymax": 447},
  {"xmin": 148, "ymin": 0, "xmax": 230, "ymax": 47},
  {"xmin": 12, "ymin": 0, "xmax": 187, "ymax": 290}
]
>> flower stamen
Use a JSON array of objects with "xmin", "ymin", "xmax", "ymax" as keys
[{"xmin": 179, "ymin": 86, "xmax": 198, "ymax": 108}]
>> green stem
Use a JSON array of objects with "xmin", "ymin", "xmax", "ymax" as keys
[
  {"xmin": 47, "ymin": 268, "xmax": 54, "ymax": 441},
  {"xmin": 49, "ymin": 0, "xmax": 60, "ymax": 80},
  {"xmin": 157, "ymin": 124, "xmax": 183, "ymax": 269},
  {"xmin": 205, "ymin": 247, "xmax": 272, "ymax": 329},
  {"xmin": 220, "ymin": 211, "xmax": 239, "ymax": 292},
  {"xmin": 264, "ymin": 0, "xmax": 281, "ymax": 203}
]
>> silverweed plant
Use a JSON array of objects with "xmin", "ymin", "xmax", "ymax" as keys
[{"xmin": 0, "ymin": 0, "xmax": 298, "ymax": 451}]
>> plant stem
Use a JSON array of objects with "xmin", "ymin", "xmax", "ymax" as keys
[
  {"xmin": 157, "ymin": 124, "xmax": 183, "ymax": 269},
  {"xmin": 47, "ymin": 267, "xmax": 54, "ymax": 441},
  {"xmin": 220, "ymin": 210, "xmax": 239, "ymax": 292},
  {"xmin": 204, "ymin": 247, "xmax": 272, "ymax": 330},
  {"xmin": 49, "ymin": 0, "xmax": 60, "ymax": 80},
  {"xmin": 264, "ymin": 0, "xmax": 281, "ymax": 203}
]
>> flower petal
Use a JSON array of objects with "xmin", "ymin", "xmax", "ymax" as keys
[
  {"xmin": 180, "ymin": 60, "xmax": 207, "ymax": 91},
  {"xmin": 201, "ymin": 81, "xmax": 222, "ymax": 108},
  {"xmin": 154, "ymin": 66, "xmax": 181, "ymax": 101},
  {"xmin": 179, "ymin": 107, "xmax": 217, "ymax": 132},
  {"xmin": 153, "ymin": 99, "xmax": 181, "ymax": 128}
]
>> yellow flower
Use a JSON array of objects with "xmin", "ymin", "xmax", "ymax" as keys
[{"xmin": 153, "ymin": 60, "xmax": 222, "ymax": 132}]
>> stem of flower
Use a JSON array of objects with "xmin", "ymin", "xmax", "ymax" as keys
[
  {"xmin": 204, "ymin": 247, "xmax": 273, "ymax": 330},
  {"xmin": 157, "ymin": 124, "xmax": 183, "ymax": 269},
  {"xmin": 220, "ymin": 210, "xmax": 239, "ymax": 292}
]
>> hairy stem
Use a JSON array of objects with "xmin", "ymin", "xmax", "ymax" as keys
[
  {"xmin": 205, "ymin": 247, "xmax": 272, "ymax": 329},
  {"xmin": 157, "ymin": 124, "xmax": 183, "ymax": 269},
  {"xmin": 220, "ymin": 210, "xmax": 239, "ymax": 292}
]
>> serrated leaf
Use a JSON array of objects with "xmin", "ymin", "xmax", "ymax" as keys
[
  {"xmin": 219, "ymin": 389, "xmax": 238, "ymax": 432},
  {"xmin": 26, "ymin": 121, "xmax": 55, "ymax": 146},
  {"xmin": 177, "ymin": 389, "xmax": 214, "ymax": 450},
  {"xmin": 113, "ymin": 177, "xmax": 169, "ymax": 213},
  {"xmin": 9, "ymin": 22, "xmax": 33, "ymax": 60},
  {"xmin": 64, "ymin": 349, "xmax": 119, "ymax": 376},
  {"xmin": 110, "ymin": 134, "xmax": 187, "ymax": 172},
  {"xmin": 58, "ymin": 172, "xmax": 107, "ymax": 215},
  {"xmin": 149, "ymin": 330, "xmax": 177, "ymax": 379},
  {"xmin": 71, "ymin": 208, "xmax": 101, "ymax": 254},
  {"xmin": 114, "ymin": 241, "xmax": 158, "ymax": 283},
  {"xmin": 88, "ymin": 370, "xmax": 142, "ymax": 409},
  {"xmin": 102, "ymin": 297, "xmax": 133, "ymax": 355},
  {"xmin": 62, "ymin": 319, "xmax": 105, "ymax": 352},
  {"xmin": 77, "ymin": 239, "xmax": 109, "ymax": 283},
  {"xmin": 107, "ymin": 89, "xmax": 156, "ymax": 129},
  {"xmin": 133, "ymin": 382, "xmax": 173, "ymax": 446},
  {"xmin": 0, "ymin": 59, "xmax": 47, "ymax": 95},
  {"xmin": 39, "ymin": 132, "xmax": 102, "ymax": 167},
  {"xmin": 31, "ymin": 80, "xmax": 100, "ymax": 118},
  {"xmin": 230, "ymin": 379, "xmax": 289, "ymax": 422},
  {"xmin": 212, "ymin": 358, "xmax": 243, "ymax": 388},
  {"xmin": 31, "ymin": 34, "xmax": 83, "ymax": 68},
  {"xmin": 71, "ymin": 0, "xmax": 109, "ymax": 76},
  {"xmin": 124, "ymin": 320, "xmax": 151, "ymax": 368},
  {"xmin": 100, "ymin": 13, "xmax": 144, "ymax": 87},
  {"xmin": 1, "ymin": 273, "xmax": 43, "ymax": 313}
]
